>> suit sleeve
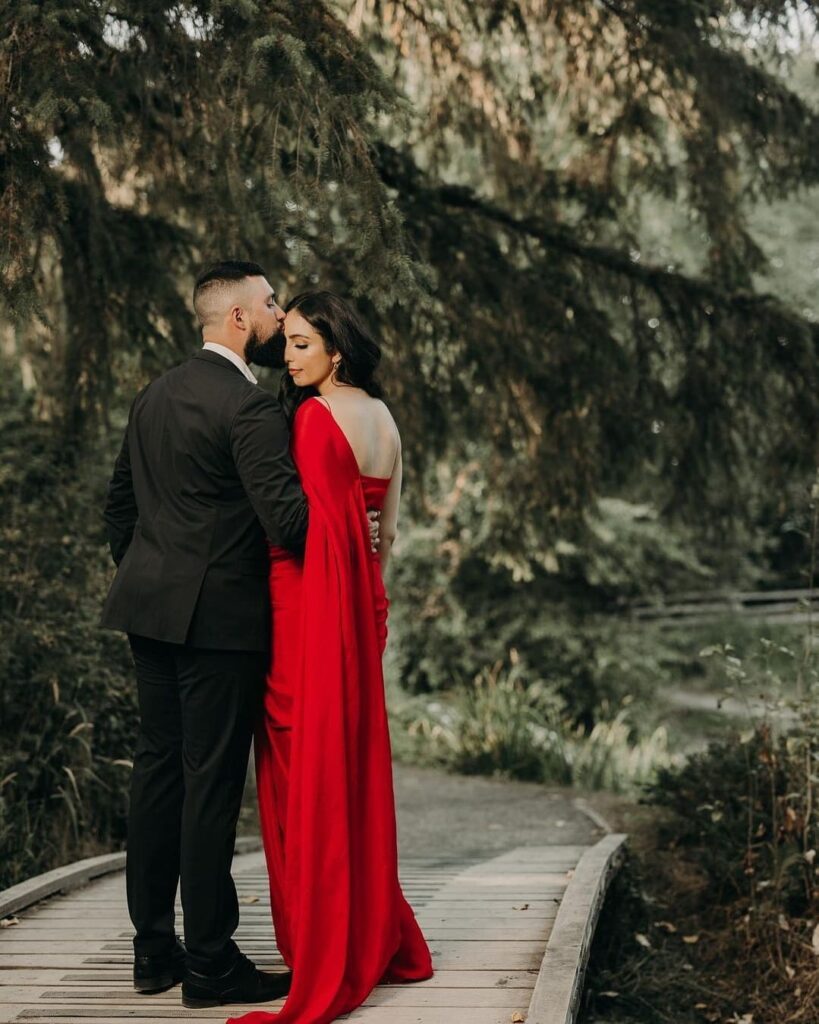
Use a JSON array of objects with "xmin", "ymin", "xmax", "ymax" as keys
[
  {"xmin": 230, "ymin": 388, "xmax": 308, "ymax": 553},
  {"xmin": 103, "ymin": 399, "xmax": 140, "ymax": 566}
]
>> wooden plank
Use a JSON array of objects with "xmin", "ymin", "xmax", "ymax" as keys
[
  {"xmin": 349, "ymin": 1008, "xmax": 526, "ymax": 1023},
  {"xmin": 364, "ymin": 987, "xmax": 532, "ymax": 1008},
  {"xmin": 43, "ymin": 969, "xmax": 536, "ymax": 989},
  {"xmin": 0, "ymin": 856, "xmax": 126, "ymax": 920},
  {"xmin": 416, "ymin": 900, "xmax": 563, "ymax": 908},
  {"xmin": 14, "ymin": 1013, "xmax": 262, "ymax": 1022},
  {"xmin": 14, "ymin": 1010, "xmax": 525, "ymax": 1024},
  {"xmin": 1, "ymin": 986, "xmax": 531, "ymax": 1009},
  {"xmin": 425, "ymin": 948, "xmax": 541, "ymax": 971},
  {"xmin": 526, "ymin": 833, "xmax": 627, "ymax": 1024},
  {"xmin": 417, "ymin": 914, "xmax": 558, "ymax": 926}
]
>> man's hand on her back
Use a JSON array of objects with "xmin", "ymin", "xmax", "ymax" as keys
[{"xmin": 367, "ymin": 510, "xmax": 380, "ymax": 554}]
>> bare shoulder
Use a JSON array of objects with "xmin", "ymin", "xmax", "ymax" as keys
[
  {"xmin": 324, "ymin": 391, "xmax": 398, "ymax": 432},
  {"xmin": 371, "ymin": 397, "xmax": 401, "ymax": 443}
]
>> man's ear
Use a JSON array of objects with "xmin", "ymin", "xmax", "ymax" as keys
[{"xmin": 230, "ymin": 304, "xmax": 248, "ymax": 332}]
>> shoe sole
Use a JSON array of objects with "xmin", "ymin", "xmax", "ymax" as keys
[
  {"xmin": 135, "ymin": 974, "xmax": 175, "ymax": 994},
  {"xmin": 182, "ymin": 994, "xmax": 223, "ymax": 1008},
  {"xmin": 182, "ymin": 988, "xmax": 290, "ymax": 1008},
  {"xmin": 135, "ymin": 967, "xmax": 185, "ymax": 994}
]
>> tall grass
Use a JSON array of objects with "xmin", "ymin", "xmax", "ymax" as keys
[{"xmin": 391, "ymin": 653, "xmax": 680, "ymax": 794}]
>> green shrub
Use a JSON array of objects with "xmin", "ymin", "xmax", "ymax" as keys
[
  {"xmin": 387, "ymin": 494, "xmax": 714, "ymax": 730},
  {"xmin": 390, "ymin": 657, "xmax": 679, "ymax": 793},
  {"xmin": 645, "ymin": 639, "xmax": 818, "ymax": 911},
  {"xmin": 0, "ymin": 381, "xmax": 137, "ymax": 888}
]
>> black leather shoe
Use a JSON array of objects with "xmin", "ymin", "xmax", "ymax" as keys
[
  {"xmin": 182, "ymin": 952, "xmax": 291, "ymax": 1008},
  {"xmin": 134, "ymin": 937, "xmax": 186, "ymax": 994}
]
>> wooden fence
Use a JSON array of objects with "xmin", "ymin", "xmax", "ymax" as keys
[{"xmin": 625, "ymin": 587, "xmax": 819, "ymax": 628}]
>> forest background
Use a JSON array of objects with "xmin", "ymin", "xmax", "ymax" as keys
[{"xmin": 1, "ymin": 4, "xmax": 818, "ymax": 1020}]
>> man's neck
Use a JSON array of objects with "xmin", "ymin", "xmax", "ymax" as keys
[
  {"xmin": 201, "ymin": 334, "xmax": 246, "ymax": 360},
  {"xmin": 201, "ymin": 340, "xmax": 258, "ymax": 384}
]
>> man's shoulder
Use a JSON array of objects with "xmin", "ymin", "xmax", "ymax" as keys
[
  {"xmin": 156, "ymin": 352, "xmax": 258, "ymax": 396},
  {"xmin": 231, "ymin": 383, "xmax": 286, "ymax": 426}
]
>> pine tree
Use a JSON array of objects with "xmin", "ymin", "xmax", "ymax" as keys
[{"xmin": 1, "ymin": 0, "xmax": 817, "ymax": 545}]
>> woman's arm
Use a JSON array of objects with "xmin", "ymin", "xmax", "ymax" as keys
[{"xmin": 378, "ymin": 439, "xmax": 402, "ymax": 574}]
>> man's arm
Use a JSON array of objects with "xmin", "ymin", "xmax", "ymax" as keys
[
  {"xmin": 230, "ymin": 388, "xmax": 308, "ymax": 552},
  {"xmin": 103, "ymin": 406, "xmax": 139, "ymax": 566}
]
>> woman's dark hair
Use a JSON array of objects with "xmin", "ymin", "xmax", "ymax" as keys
[{"xmin": 279, "ymin": 290, "xmax": 384, "ymax": 419}]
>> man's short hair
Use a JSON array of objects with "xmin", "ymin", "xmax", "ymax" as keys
[{"xmin": 193, "ymin": 260, "xmax": 267, "ymax": 327}]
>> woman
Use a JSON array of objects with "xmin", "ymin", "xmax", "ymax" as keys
[{"xmin": 229, "ymin": 292, "xmax": 433, "ymax": 1024}]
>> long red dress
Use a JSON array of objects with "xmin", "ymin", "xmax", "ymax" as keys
[{"xmin": 228, "ymin": 398, "xmax": 433, "ymax": 1024}]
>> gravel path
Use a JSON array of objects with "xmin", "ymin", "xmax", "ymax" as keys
[{"xmin": 392, "ymin": 761, "xmax": 601, "ymax": 860}]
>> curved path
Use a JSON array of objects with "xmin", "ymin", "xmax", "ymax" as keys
[{"xmin": 0, "ymin": 764, "xmax": 626, "ymax": 1024}]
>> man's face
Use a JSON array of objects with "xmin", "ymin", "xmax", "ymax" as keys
[{"xmin": 244, "ymin": 277, "xmax": 286, "ymax": 367}]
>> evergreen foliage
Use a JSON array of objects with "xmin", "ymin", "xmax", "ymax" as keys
[{"xmin": 2, "ymin": 1, "xmax": 817, "ymax": 540}]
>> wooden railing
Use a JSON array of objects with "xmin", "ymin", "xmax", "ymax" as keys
[{"xmin": 625, "ymin": 587, "xmax": 819, "ymax": 627}]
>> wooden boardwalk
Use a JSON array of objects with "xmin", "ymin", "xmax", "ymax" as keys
[{"xmin": 0, "ymin": 837, "xmax": 625, "ymax": 1024}]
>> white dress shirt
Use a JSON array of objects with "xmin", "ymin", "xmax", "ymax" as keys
[{"xmin": 202, "ymin": 342, "xmax": 258, "ymax": 385}]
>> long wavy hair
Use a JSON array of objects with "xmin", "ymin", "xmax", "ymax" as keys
[{"xmin": 278, "ymin": 290, "xmax": 384, "ymax": 420}]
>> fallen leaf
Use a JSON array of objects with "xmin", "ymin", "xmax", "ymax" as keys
[
  {"xmin": 634, "ymin": 932, "xmax": 651, "ymax": 948},
  {"xmin": 785, "ymin": 965, "xmax": 795, "ymax": 979},
  {"xmin": 511, "ymin": 1013, "xmax": 526, "ymax": 1023},
  {"xmin": 600, "ymin": 990, "xmax": 619, "ymax": 998},
  {"xmin": 513, "ymin": 904, "xmax": 529, "ymax": 911},
  {"xmin": 694, "ymin": 1003, "xmax": 707, "ymax": 1010},
  {"xmin": 239, "ymin": 895, "xmax": 260, "ymax": 905},
  {"xmin": 0, "ymin": 917, "xmax": 19, "ymax": 928},
  {"xmin": 682, "ymin": 934, "xmax": 700, "ymax": 944},
  {"xmin": 778, "ymin": 913, "xmax": 790, "ymax": 932},
  {"xmin": 655, "ymin": 920, "xmax": 677, "ymax": 933}
]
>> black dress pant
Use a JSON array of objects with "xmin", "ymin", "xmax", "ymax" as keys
[{"xmin": 126, "ymin": 634, "xmax": 266, "ymax": 972}]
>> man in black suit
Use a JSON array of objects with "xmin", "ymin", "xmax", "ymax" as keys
[{"xmin": 101, "ymin": 261, "xmax": 375, "ymax": 1008}]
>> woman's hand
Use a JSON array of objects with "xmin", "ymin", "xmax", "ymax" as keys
[{"xmin": 367, "ymin": 510, "xmax": 380, "ymax": 554}]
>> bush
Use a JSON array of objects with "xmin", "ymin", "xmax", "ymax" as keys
[
  {"xmin": 389, "ymin": 656, "xmax": 680, "ymax": 794},
  {"xmin": 387, "ymin": 492, "xmax": 715, "ymax": 730},
  {"xmin": 584, "ymin": 637, "xmax": 819, "ymax": 1024},
  {"xmin": 0, "ymin": 382, "xmax": 137, "ymax": 888},
  {"xmin": 646, "ymin": 639, "xmax": 819, "ymax": 911}
]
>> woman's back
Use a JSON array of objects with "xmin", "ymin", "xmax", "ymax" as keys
[
  {"xmin": 310, "ymin": 392, "xmax": 399, "ymax": 480},
  {"xmin": 309, "ymin": 393, "xmax": 403, "ymax": 570}
]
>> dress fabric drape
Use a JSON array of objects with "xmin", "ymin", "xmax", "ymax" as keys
[{"xmin": 228, "ymin": 399, "xmax": 432, "ymax": 1024}]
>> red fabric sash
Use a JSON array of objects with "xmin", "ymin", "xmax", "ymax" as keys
[{"xmin": 228, "ymin": 400, "xmax": 432, "ymax": 1024}]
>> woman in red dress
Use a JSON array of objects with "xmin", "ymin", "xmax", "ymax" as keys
[{"xmin": 228, "ymin": 292, "xmax": 433, "ymax": 1024}]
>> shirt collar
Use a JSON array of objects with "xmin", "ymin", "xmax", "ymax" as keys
[{"xmin": 202, "ymin": 342, "xmax": 258, "ymax": 385}]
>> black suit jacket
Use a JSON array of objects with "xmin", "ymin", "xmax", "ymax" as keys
[{"xmin": 100, "ymin": 349, "xmax": 307, "ymax": 651}]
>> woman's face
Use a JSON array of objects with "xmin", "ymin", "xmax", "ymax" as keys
[{"xmin": 283, "ymin": 310, "xmax": 335, "ymax": 389}]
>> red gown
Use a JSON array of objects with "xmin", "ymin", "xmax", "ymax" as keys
[{"xmin": 228, "ymin": 398, "xmax": 433, "ymax": 1024}]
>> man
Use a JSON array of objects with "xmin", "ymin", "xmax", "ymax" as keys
[{"xmin": 101, "ymin": 260, "xmax": 377, "ymax": 1009}]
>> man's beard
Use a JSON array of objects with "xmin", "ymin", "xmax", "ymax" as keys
[{"xmin": 245, "ymin": 324, "xmax": 285, "ymax": 368}]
